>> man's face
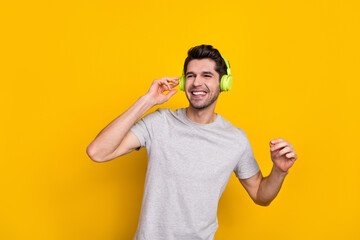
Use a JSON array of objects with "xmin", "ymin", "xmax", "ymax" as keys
[{"xmin": 185, "ymin": 58, "xmax": 221, "ymax": 110}]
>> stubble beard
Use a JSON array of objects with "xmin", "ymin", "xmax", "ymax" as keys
[{"xmin": 186, "ymin": 87, "xmax": 221, "ymax": 110}]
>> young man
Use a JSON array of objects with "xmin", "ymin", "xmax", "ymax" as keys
[{"xmin": 86, "ymin": 44, "xmax": 298, "ymax": 240}]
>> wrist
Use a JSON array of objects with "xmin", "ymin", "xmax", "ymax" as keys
[
  {"xmin": 272, "ymin": 164, "xmax": 289, "ymax": 177},
  {"xmin": 141, "ymin": 94, "xmax": 157, "ymax": 108}
]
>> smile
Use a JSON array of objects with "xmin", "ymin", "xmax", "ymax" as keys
[{"xmin": 191, "ymin": 91, "xmax": 207, "ymax": 98}]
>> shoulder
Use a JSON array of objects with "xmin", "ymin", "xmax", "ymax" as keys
[
  {"xmin": 140, "ymin": 107, "xmax": 173, "ymax": 122},
  {"xmin": 218, "ymin": 115, "xmax": 251, "ymax": 144},
  {"xmin": 219, "ymin": 115, "xmax": 247, "ymax": 135},
  {"xmin": 155, "ymin": 107, "xmax": 182, "ymax": 118},
  {"xmin": 153, "ymin": 107, "xmax": 174, "ymax": 118},
  {"xmin": 235, "ymin": 127, "xmax": 247, "ymax": 138}
]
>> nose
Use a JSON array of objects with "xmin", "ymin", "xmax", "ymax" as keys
[{"xmin": 193, "ymin": 76, "xmax": 203, "ymax": 87}]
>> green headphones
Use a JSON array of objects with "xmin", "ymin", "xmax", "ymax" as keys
[{"xmin": 179, "ymin": 55, "xmax": 233, "ymax": 92}]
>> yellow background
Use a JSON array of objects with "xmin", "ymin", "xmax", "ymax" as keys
[{"xmin": 1, "ymin": 0, "xmax": 359, "ymax": 239}]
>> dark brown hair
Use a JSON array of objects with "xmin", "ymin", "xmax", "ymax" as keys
[{"xmin": 183, "ymin": 44, "xmax": 229, "ymax": 81}]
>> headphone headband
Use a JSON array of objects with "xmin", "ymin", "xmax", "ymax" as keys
[{"xmin": 221, "ymin": 55, "xmax": 232, "ymax": 76}]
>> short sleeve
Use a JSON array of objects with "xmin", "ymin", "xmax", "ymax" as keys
[
  {"xmin": 233, "ymin": 130, "xmax": 260, "ymax": 179},
  {"xmin": 130, "ymin": 108, "xmax": 163, "ymax": 151}
]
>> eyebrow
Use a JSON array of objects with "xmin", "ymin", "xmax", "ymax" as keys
[{"xmin": 186, "ymin": 71, "xmax": 214, "ymax": 76}]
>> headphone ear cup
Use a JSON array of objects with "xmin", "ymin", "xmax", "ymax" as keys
[
  {"xmin": 179, "ymin": 75, "xmax": 186, "ymax": 91},
  {"xmin": 220, "ymin": 75, "xmax": 233, "ymax": 92}
]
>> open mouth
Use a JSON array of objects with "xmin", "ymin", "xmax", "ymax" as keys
[{"xmin": 191, "ymin": 90, "xmax": 207, "ymax": 98}]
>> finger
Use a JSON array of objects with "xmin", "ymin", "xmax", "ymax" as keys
[
  {"xmin": 288, "ymin": 154, "xmax": 297, "ymax": 162},
  {"xmin": 156, "ymin": 81, "xmax": 167, "ymax": 91},
  {"xmin": 165, "ymin": 81, "xmax": 179, "ymax": 91},
  {"xmin": 165, "ymin": 82, "xmax": 172, "ymax": 91},
  {"xmin": 271, "ymin": 138, "xmax": 293, "ymax": 149},
  {"xmin": 161, "ymin": 77, "xmax": 180, "ymax": 84},
  {"xmin": 270, "ymin": 140, "xmax": 294, "ymax": 152},
  {"xmin": 161, "ymin": 76, "xmax": 180, "ymax": 79},
  {"xmin": 160, "ymin": 85, "xmax": 168, "ymax": 92},
  {"xmin": 270, "ymin": 141, "xmax": 287, "ymax": 152},
  {"xmin": 165, "ymin": 89, "xmax": 178, "ymax": 100},
  {"xmin": 159, "ymin": 78, "xmax": 172, "ymax": 91},
  {"xmin": 160, "ymin": 78, "xmax": 180, "ymax": 90},
  {"xmin": 169, "ymin": 81, "xmax": 179, "ymax": 87},
  {"xmin": 270, "ymin": 138, "xmax": 283, "ymax": 145},
  {"xmin": 277, "ymin": 147, "xmax": 293, "ymax": 157},
  {"xmin": 161, "ymin": 83, "xmax": 179, "ymax": 92},
  {"xmin": 285, "ymin": 152, "xmax": 296, "ymax": 159}
]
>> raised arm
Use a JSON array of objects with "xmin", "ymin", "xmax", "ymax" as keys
[{"xmin": 86, "ymin": 77, "xmax": 179, "ymax": 162}]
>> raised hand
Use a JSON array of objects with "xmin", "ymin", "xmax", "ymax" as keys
[
  {"xmin": 146, "ymin": 77, "xmax": 180, "ymax": 105},
  {"xmin": 269, "ymin": 138, "xmax": 298, "ymax": 173}
]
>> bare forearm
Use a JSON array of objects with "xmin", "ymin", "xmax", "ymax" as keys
[
  {"xmin": 87, "ymin": 94, "xmax": 155, "ymax": 159},
  {"xmin": 256, "ymin": 165, "xmax": 289, "ymax": 206}
]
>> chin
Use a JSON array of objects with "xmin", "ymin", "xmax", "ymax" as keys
[
  {"xmin": 187, "ymin": 96, "xmax": 218, "ymax": 111},
  {"xmin": 190, "ymin": 103, "xmax": 208, "ymax": 110},
  {"xmin": 189, "ymin": 99, "xmax": 217, "ymax": 110}
]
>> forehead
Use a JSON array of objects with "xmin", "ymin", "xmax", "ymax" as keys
[{"xmin": 186, "ymin": 59, "xmax": 217, "ymax": 74}]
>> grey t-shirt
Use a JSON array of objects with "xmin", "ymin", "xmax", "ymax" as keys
[{"xmin": 130, "ymin": 108, "xmax": 260, "ymax": 240}]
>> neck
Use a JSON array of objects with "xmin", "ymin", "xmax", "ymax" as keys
[{"xmin": 185, "ymin": 105, "xmax": 217, "ymax": 124}]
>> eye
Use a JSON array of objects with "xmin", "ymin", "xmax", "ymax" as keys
[{"xmin": 205, "ymin": 75, "xmax": 211, "ymax": 78}]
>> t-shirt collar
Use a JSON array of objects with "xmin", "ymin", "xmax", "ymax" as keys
[{"xmin": 179, "ymin": 108, "xmax": 222, "ymax": 128}]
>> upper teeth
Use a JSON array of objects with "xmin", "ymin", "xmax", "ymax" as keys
[{"xmin": 193, "ymin": 92, "xmax": 206, "ymax": 95}]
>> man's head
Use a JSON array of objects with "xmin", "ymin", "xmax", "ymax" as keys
[
  {"xmin": 183, "ymin": 44, "xmax": 229, "ymax": 84},
  {"xmin": 183, "ymin": 44, "xmax": 229, "ymax": 110}
]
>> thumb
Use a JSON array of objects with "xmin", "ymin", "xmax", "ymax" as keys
[{"xmin": 166, "ymin": 89, "xmax": 178, "ymax": 100}]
